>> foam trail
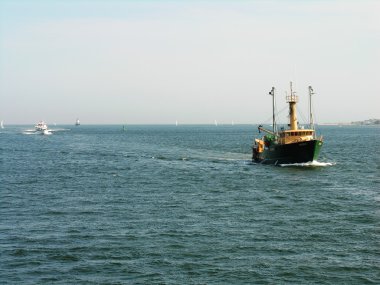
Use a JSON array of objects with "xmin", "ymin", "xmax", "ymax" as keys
[
  {"xmin": 279, "ymin": 160, "xmax": 335, "ymax": 167},
  {"xmin": 208, "ymin": 156, "xmax": 247, "ymax": 162},
  {"xmin": 50, "ymin": 128, "xmax": 71, "ymax": 132},
  {"xmin": 23, "ymin": 131, "xmax": 37, "ymax": 135}
]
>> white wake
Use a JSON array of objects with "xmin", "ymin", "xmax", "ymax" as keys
[{"xmin": 279, "ymin": 160, "xmax": 335, "ymax": 167}]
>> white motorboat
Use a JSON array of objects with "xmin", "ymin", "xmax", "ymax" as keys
[
  {"xmin": 23, "ymin": 121, "xmax": 58, "ymax": 135},
  {"xmin": 35, "ymin": 121, "xmax": 52, "ymax": 134},
  {"xmin": 35, "ymin": 121, "xmax": 48, "ymax": 132}
]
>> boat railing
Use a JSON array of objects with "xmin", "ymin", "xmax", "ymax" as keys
[{"xmin": 286, "ymin": 95, "xmax": 298, "ymax": 103}]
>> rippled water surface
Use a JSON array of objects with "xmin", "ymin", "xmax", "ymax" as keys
[{"xmin": 1, "ymin": 125, "xmax": 379, "ymax": 284}]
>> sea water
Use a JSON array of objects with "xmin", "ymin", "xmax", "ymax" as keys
[{"xmin": 1, "ymin": 125, "xmax": 379, "ymax": 284}]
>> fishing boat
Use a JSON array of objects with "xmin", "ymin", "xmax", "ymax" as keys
[{"xmin": 252, "ymin": 82, "xmax": 323, "ymax": 165}]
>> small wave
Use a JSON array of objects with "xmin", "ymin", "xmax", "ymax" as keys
[
  {"xmin": 279, "ymin": 160, "xmax": 335, "ymax": 167},
  {"xmin": 209, "ymin": 157, "xmax": 245, "ymax": 162},
  {"xmin": 22, "ymin": 131, "xmax": 37, "ymax": 135},
  {"xmin": 51, "ymin": 128, "xmax": 71, "ymax": 132}
]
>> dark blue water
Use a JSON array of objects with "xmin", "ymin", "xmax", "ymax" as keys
[{"xmin": 1, "ymin": 125, "xmax": 379, "ymax": 284}]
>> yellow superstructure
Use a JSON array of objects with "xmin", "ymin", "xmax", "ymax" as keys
[
  {"xmin": 278, "ymin": 129, "xmax": 314, "ymax": 144},
  {"xmin": 287, "ymin": 82, "xmax": 298, "ymax": 131}
]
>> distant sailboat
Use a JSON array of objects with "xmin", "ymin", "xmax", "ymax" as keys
[
  {"xmin": 214, "ymin": 120, "xmax": 218, "ymax": 126},
  {"xmin": 175, "ymin": 120, "xmax": 178, "ymax": 126},
  {"xmin": 231, "ymin": 120, "xmax": 234, "ymax": 126},
  {"xmin": 0, "ymin": 120, "xmax": 4, "ymax": 129},
  {"xmin": 75, "ymin": 118, "xmax": 80, "ymax": 126}
]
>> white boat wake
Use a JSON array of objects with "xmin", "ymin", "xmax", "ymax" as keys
[
  {"xmin": 23, "ymin": 128, "xmax": 67, "ymax": 135},
  {"xmin": 279, "ymin": 160, "xmax": 335, "ymax": 167},
  {"xmin": 43, "ymin": 130, "xmax": 52, "ymax": 135}
]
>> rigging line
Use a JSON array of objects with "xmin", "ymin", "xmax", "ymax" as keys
[
  {"xmin": 309, "ymin": 100, "xmax": 318, "ymax": 123},
  {"xmin": 261, "ymin": 116, "xmax": 274, "ymax": 125},
  {"xmin": 273, "ymin": 105, "xmax": 289, "ymax": 125},
  {"xmin": 298, "ymin": 108, "xmax": 309, "ymax": 125},
  {"xmin": 311, "ymin": 105, "xmax": 321, "ymax": 132},
  {"xmin": 275, "ymin": 105, "xmax": 289, "ymax": 117},
  {"xmin": 261, "ymin": 105, "xmax": 288, "ymax": 126}
]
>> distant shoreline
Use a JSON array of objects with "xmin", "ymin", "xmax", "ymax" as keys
[
  {"xmin": 320, "ymin": 119, "xmax": 380, "ymax": 126},
  {"xmin": 1, "ymin": 119, "xmax": 379, "ymax": 126}
]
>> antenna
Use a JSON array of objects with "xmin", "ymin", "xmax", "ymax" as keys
[
  {"xmin": 269, "ymin": 87, "xmax": 277, "ymax": 133},
  {"xmin": 309, "ymin": 86, "xmax": 315, "ymax": 131}
]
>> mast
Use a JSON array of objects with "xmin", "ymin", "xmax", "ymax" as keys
[
  {"xmin": 286, "ymin": 81, "xmax": 298, "ymax": 130},
  {"xmin": 308, "ymin": 86, "xmax": 315, "ymax": 131},
  {"xmin": 269, "ymin": 87, "xmax": 276, "ymax": 133}
]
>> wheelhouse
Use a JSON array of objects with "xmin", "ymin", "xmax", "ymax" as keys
[{"xmin": 278, "ymin": 129, "xmax": 315, "ymax": 144}]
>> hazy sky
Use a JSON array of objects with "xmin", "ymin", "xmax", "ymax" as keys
[{"xmin": 0, "ymin": 0, "xmax": 379, "ymax": 124}]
